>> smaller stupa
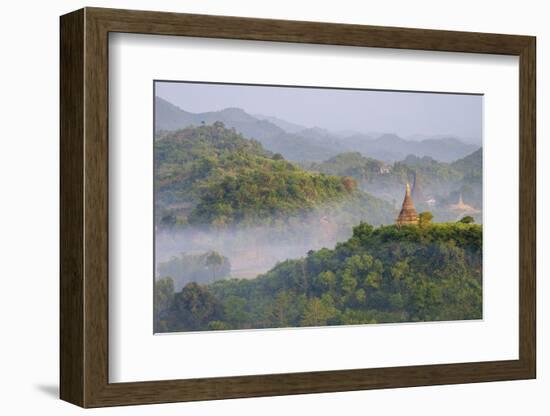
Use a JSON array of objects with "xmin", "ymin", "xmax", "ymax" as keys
[
  {"xmin": 448, "ymin": 193, "xmax": 480, "ymax": 214},
  {"xmin": 396, "ymin": 183, "xmax": 419, "ymax": 226}
]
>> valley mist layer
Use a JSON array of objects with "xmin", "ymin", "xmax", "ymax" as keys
[{"xmin": 155, "ymin": 122, "xmax": 396, "ymax": 286}]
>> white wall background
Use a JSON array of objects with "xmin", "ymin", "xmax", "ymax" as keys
[{"xmin": 0, "ymin": 0, "xmax": 546, "ymax": 414}]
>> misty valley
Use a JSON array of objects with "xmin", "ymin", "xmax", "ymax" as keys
[{"xmin": 154, "ymin": 91, "xmax": 483, "ymax": 333}]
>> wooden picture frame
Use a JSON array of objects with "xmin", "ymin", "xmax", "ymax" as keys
[{"xmin": 60, "ymin": 7, "xmax": 536, "ymax": 408}]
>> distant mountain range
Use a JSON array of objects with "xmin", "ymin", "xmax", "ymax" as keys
[
  {"xmin": 253, "ymin": 113, "xmax": 306, "ymax": 134},
  {"xmin": 155, "ymin": 96, "xmax": 480, "ymax": 163},
  {"xmin": 407, "ymin": 133, "xmax": 481, "ymax": 146}
]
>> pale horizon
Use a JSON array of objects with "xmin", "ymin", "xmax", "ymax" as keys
[{"xmin": 156, "ymin": 81, "xmax": 483, "ymax": 144}]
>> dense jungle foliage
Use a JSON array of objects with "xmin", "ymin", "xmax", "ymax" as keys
[
  {"xmin": 155, "ymin": 220, "xmax": 482, "ymax": 332},
  {"xmin": 155, "ymin": 123, "xmax": 394, "ymax": 229}
]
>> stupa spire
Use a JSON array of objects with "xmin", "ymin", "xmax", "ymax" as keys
[{"xmin": 396, "ymin": 182, "xmax": 419, "ymax": 226}]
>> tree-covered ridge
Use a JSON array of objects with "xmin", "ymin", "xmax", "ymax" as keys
[
  {"xmin": 155, "ymin": 221, "xmax": 482, "ymax": 332},
  {"xmin": 155, "ymin": 122, "xmax": 268, "ymax": 208},
  {"xmin": 308, "ymin": 150, "xmax": 481, "ymax": 188},
  {"xmin": 155, "ymin": 123, "xmax": 394, "ymax": 228},
  {"xmin": 451, "ymin": 147, "xmax": 482, "ymax": 185},
  {"xmin": 308, "ymin": 152, "xmax": 387, "ymax": 181},
  {"xmin": 305, "ymin": 149, "xmax": 483, "ymax": 221},
  {"xmin": 187, "ymin": 152, "xmax": 355, "ymax": 227},
  {"xmin": 451, "ymin": 147, "xmax": 482, "ymax": 173}
]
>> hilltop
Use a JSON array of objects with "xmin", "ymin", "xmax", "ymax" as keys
[
  {"xmin": 155, "ymin": 123, "xmax": 395, "ymax": 229},
  {"xmin": 155, "ymin": 97, "xmax": 336, "ymax": 161},
  {"xmin": 306, "ymin": 148, "xmax": 483, "ymax": 222}
]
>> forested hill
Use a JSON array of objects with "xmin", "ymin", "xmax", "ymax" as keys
[
  {"xmin": 309, "ymin": 149, "xmax": 482, "ymax": 186},
  {"xmin": 451, "ymin": 147, "xmax": 482, "ymax": 177},
  {"xmin": 155, "ymin": 123, "xmax": 395, "ymax": 228},
  {"xmin": 306, "ymin": 149, "xmax": 483, "ymax": 220},
  {"xmin": 155, "ymin": 221, "xmax": 483, "ymax": 332},
  {"xmin": 307, "ymin": 152, "xmax": 388, "ymax": 180}
]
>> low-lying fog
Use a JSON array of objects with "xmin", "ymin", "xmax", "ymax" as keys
[{"xmin": 155, "ymin": 204, "xmax": 382, "ymax": 290}]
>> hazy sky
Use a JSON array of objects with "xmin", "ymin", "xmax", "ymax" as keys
[{"xmin": 155, "ymin": 81, "xmax": 482, "ymax": 142}]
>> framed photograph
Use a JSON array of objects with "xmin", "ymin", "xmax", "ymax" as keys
[{"xmin": 60, "ymin": 7, "xmax": 536, "ymax": 408}]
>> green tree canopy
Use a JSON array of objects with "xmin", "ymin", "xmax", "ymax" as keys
[
  {"xmin": 158, "ymin": 222, "xmax": 482, "ymax": 332},
  {"xmin": 418, "ymin": 211, "xmax": 434, "ymax": 227}
]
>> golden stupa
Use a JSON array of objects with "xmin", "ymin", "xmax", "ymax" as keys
[{"xmin": 396, "ymin": 183, "xmax": 419, "ymax": 226}]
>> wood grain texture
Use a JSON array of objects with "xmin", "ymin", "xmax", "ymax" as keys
[
  {"xmin": 59, "ymin": 8, "xmax": 84, "ymax": 407},
  {"xmin": 518, "ymin": 38, "xmax": 536, "ymax": 375},
  {"xmin": 83, "ymin": 10, "xmax": 110, "ymax": 406},
  {"xmin": 59, "ymin": 7, "xmax": 537, "ymax": 408},
  {"xmin": 88, "ymin": 7, "xmax": 532, "ymax": 54}
]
